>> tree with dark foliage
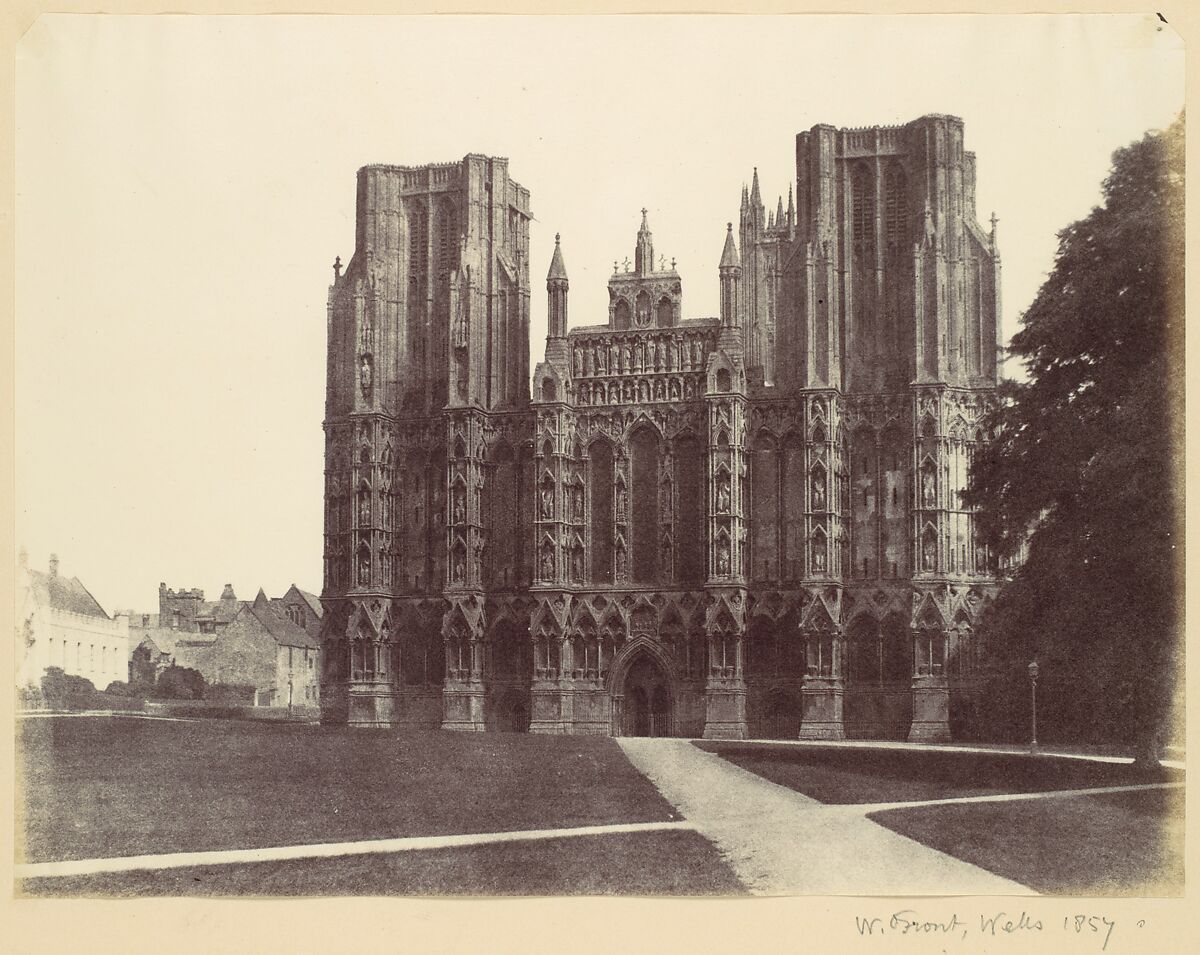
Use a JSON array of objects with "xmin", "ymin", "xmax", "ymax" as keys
[{"xmin": 965, "ymin": 116, "xmax": 1185, "ymax": 766}]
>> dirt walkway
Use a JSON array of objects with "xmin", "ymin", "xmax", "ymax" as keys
[{"xmin": 618, "ymin": 738, "xmax": 1036, "ymax": 896}]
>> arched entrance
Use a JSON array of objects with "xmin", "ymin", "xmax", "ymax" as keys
[
  {"xmin": 494, "ymin": 691, "xmax": 531, "ymax": 733},
  {"xmin": 617, "ymin": 652, "xmax": 673, "ymax": 737},
  {"xmin": 760, "ymin": 688, "xmax": 802, "ymax": 739}
]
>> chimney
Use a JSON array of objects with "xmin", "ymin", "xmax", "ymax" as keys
[
  {"xmin": 220, "ymin": 583, "xmax": 237, "ymax": 603},
  {"xmin": 49, "ymin": 553, "xmax": 59, "ymax": 577}
]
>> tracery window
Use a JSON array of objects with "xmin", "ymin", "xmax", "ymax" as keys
[
  {"xmin": 673, "ymin": 433, "xmax": 704, "ymax": 584},
  {"xmin": 589, "ymin": 439, "xmax": 614, "ymax": 583},
  {"xmin": 630, "ymin": 428, "xmax": 661, "ymax": 583},
  {"xmin": 409, "ymin": 205, "xmax": 427, "ymax": 272},
  {"xmin": 851, "ymin": 166, "xmax": 874, "ymax": 247},
  {"xmin": 884, "ymin": 166, "xmax": 908, "ymax": 246}
]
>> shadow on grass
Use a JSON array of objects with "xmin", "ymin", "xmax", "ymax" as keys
[
  {"xmin": 693, "ymin": 741, "xmax": 1183, "ymax": 804},
  {"xmin": 868, "ymin": 787, "xmax": 1184, "ymax": 897},
  {"xmin": 19, "ymin": 717, "xmax": 679, "ymax": 863}
]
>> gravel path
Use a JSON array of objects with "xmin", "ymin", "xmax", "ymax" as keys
[{"xmin": 618, "ymin": 738, "xmax": 1037, "ymax": 896}]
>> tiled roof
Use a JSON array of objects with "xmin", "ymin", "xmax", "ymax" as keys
[
  {"xmin": 29, "ymin": 570, "xmax": 109, "ymax": 619},
  {"xmin": 295, "ymin": 588, "xmax": 323, "ymax": 619},
  {"xmin": 246, "ymin": 602, "xmax": 321, "ymax": 650}
]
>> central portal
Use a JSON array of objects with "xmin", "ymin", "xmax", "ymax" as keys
[{"xmin": 619, "ymin": 653, "xmax": 672, "ymax": 737}]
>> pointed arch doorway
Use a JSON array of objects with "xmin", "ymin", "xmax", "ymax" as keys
[{"xmin": 613, "ymin": 648, "xmax": 674, "ymax": 737}]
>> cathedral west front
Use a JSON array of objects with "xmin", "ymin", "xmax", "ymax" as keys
[{"xmin": 318, "ymin": 114, "xmax": 1002, "ymax": 741}]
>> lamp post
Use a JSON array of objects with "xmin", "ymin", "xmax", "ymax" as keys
[{"xmin": 1027, "ymin": 660, "xmax": 1040, "ymax": 755}]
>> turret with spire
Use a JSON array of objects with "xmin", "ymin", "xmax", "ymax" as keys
[
  {"xmin": 634, "ymin": 208, "xmax": 655, "ymax": 275},
  {"xmin": 719, "ymin": 223, "xmax": 742, "ymax": 341},
  {"xmin": 543, "ymin": 232, "xmax": 571, "ymax": 372},
  {"xmin": 749, "ymin": 167, "xmax": 763, "ymax": 231},
  {"xmin": 547, "ymin": 233, "xmax": 569, "ymax": 338}
]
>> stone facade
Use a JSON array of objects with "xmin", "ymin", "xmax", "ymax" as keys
[{"xmin": 320, "ymin": 116, "xmax": 1001, "ymax": 740}]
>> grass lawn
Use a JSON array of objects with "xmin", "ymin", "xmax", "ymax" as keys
[
  {"xmin": 19, "ymin": 717, "xmax": 678, "ymax": 863},
  {"xmin": 694, "ymin": 741, "xmax": 1183, "ymax": 804},
  {"xmin": 868, "ymin": 787, "xmax": 1184, "ymax": 896},
  {"xmin": 20, "ymin": 829, "xmax": 745, "ymax": 897}
]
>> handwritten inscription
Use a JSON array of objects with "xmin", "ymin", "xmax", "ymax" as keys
[{"xmin": 855, "ymin": 910, "xmax": 1125, "ymax": 951}]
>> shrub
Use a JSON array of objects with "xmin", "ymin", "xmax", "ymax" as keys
[
  {"xmin": 40, "ymin": 667, "xmax": 98, "ymax": 710},
  {"xmin": 104, "ymin": 680, "xmax": 148, "ymax": 699},
  {"xmin": 152, "ymin": 665, "xmax": 207, "ymax": 701}
]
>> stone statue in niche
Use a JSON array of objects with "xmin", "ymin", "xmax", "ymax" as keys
[
  {"xmin": 716, "ymin": 540, "xmax": 731, "ymax": 576},
  {"xmin": 359, "ymin": 494, "xmax": 371, "ymax": 526},
  {"xmin": 813, "ymin": 545, "xmax": 826, "ymax": 573},
  {"xmin": 571, "ymin": 487, "xmax": 584, "ymax": 523},
  {"xmin": 453, "ymin": 491, "xmax": 465, "ymax": 525},
  {"xmin": 616, "ymin": 487, "xmax": 627, "ymax": 522},
  {"xmin": 716, "ymin": 478, "xmax": 731, "ymax": 513},
  {"xmin": 358, "ymin": 552, "xmax": 370, "ymax": 586},
  {"xmin": 811, "ymin": 473, "xmax": 826, "ymax": 510},
  {"xmin": 574, "ymin": 351, "xmax": 583, "ymax": 376},
  {"xmin": 571, "ymin": 549, "xmax": 583, "ymax": 581},
  {"xmin": 922, "ymin": 470, "xmax": 935, "ymax": 507},
  {"xmin": 922, "ymin": 537, "xmax": 936, "ymax": 571},
  {"xmin": 359, "ymin": 356, "xmax": 373, "ymax": 397},
  {"xmin": 615, "ymin": 546, "xmax": 627, "ymax": 580},
  {"xmin": 540, "ymin": 487, "xmax": 554, "ymax": 519},
  {"xmin": 453, "ymin": 556, "xmax": 465, "ymax": 583},
  {"xmin": 654, "ymin": 379, "xmax": 665, "ymax": 400},
  {"xmin": 541, "ymin": 550, "xmax": 554, "ymax": 580},
  {"xmin": 636, "ymin": 298, "xmax": 651, "ymax": 327}
]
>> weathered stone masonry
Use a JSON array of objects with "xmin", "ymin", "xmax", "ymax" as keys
[{"xmin": 320, "ymin": 116, "xmax": 1002, "ymax": 741}]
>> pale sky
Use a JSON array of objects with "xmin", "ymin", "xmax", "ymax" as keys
[{"xmin": 14, "ymin": 14, "xmax": 1183, "ymax": 614}]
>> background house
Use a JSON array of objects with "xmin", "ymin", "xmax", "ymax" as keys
[
  {"xmin": 15, "ymin": 550, "xmax": 130, "ymax": 692},
  {"xmin": 129, "ymin": 582, "xmax": 322, "ymax": 707}
]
